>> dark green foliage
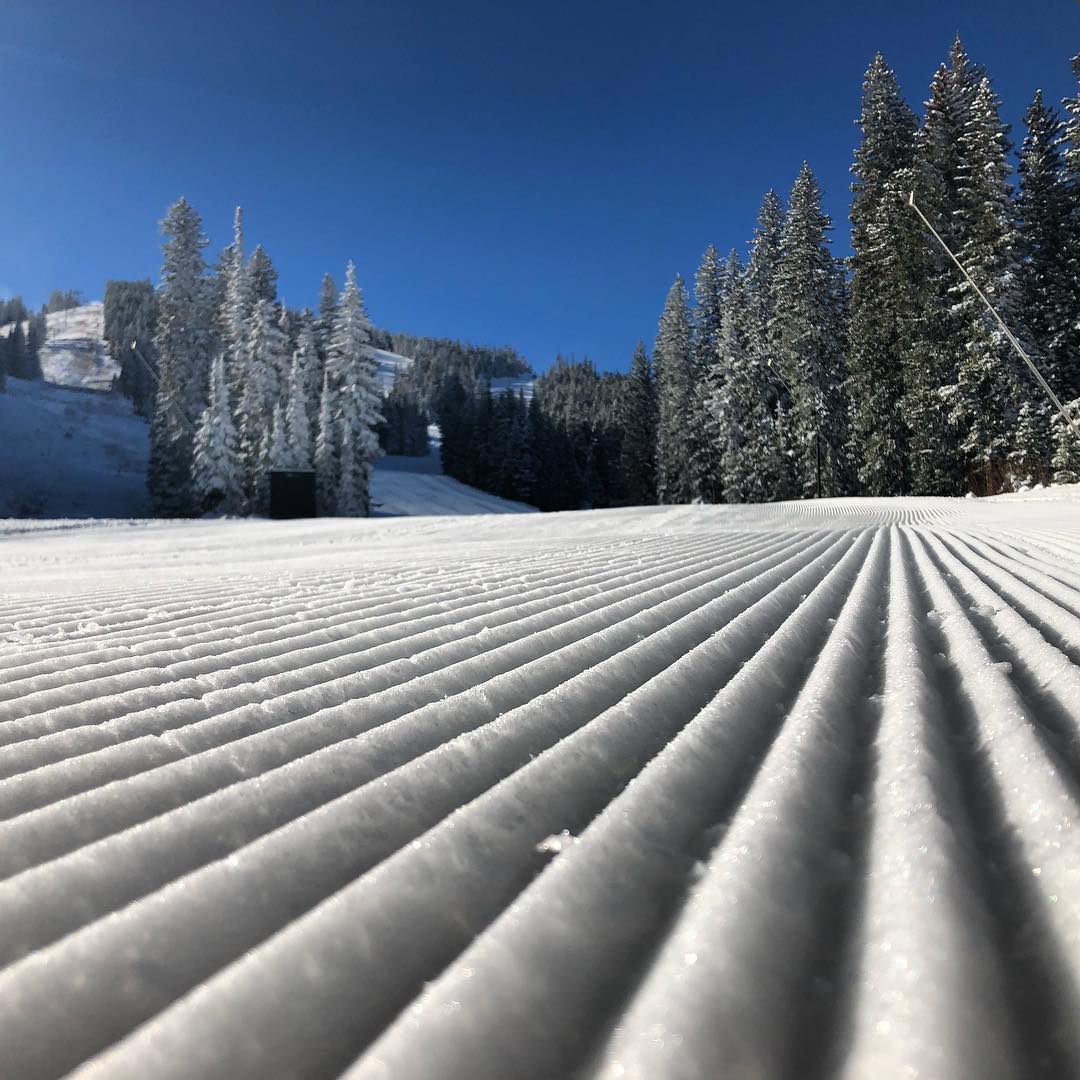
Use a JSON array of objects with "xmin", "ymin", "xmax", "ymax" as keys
[
  {"xmin": 104, "ymin": 279, "xmax": 159, "ymax": 417},
  {"xmin": 379, "ymin": 376, "xmax": 430, "ymax": 456},
  {"xmin": 620, "ymin": 342, "xmax": 657, "ymax": 505}
]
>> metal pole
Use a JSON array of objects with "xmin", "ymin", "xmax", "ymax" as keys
[
  {"xmin": 130, "ymin": 338, "xmax": 198, "ymax": 437},
  {"xmin": 906, "ymin": 190, "xmax": 1080, "ymax": 443}
]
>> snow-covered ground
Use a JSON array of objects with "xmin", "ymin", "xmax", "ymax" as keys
[
  {"xmin": 1, "ymin": 303, "xmax": 119, "ymax": 391},
  {"xmin": 1, "ymin": 496, "xmax": 1079, "ymax": 1078},
  {"xmin": 0, "ymin": 377, "xmax": 149, "ymax": 517},
  {"xmin": 0, "ymin": 377, "xmax": 530, "ymax": 519}
]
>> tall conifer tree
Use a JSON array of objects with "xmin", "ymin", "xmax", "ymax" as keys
[{"xmin": 654, "ymin": 275, "xmax": 694, "ymax": 504}]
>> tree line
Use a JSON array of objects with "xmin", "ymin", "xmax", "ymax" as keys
[
  {"xmin": 0, "ymin": 297, "xmax": 49, "ymax": 388},
  {"xmin": 429, "ymin": 38, "xmax": 1080, "ymax": 507},
  {"xmin": 130, "ymin": 201, "xmax": 383, "ymax": 517}
]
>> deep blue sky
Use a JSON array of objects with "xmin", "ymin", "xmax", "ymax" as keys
[{"xmin": 2, "ymin": 1, "xmax": 1078, "ymax": 372}]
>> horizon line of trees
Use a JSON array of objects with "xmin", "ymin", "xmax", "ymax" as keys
[{"xmin": 433, "ymin": 36, "xmax": 1080, "ymax": 508}]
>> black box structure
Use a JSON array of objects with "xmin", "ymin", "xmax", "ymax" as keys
[{"xmin": 269, "ymin": 470, "xmax": 317, "ymax": 519}]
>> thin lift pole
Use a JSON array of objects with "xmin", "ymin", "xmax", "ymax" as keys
[
  {"xmin": 130, "ymin": 338, "xmax": 198, "ymax": 437},
  {"xmin": 906, "ymin": 190, "xmax": 1080, "ymax": 443}
]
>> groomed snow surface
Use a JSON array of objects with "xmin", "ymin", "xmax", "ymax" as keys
[{"xmin": 2, "ymin": 495, "xmax": 1080, "ymax": 1078}]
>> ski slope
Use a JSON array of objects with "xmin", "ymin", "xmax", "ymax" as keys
[
  {"xmin": 0, "ymin": 377, "xmax": 530, "ymax": 519},
  {"xmin": 1, "ymin": 495, "xmax": 1079, "ymax": 1077}
]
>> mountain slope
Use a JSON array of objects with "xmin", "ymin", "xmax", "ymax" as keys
[{"xmin": 0, "ymin": 376, "xmax": 532, "ymax": 519}]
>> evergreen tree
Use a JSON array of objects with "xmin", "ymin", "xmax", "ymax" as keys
[
  {"xmin": 335, "ymin": 423, "xmax": 363, "ymax": 517},
  {"xmin": 192, "ymin": 352, "xmax": 243, "ymax": 514},
  {"xmin": 285, "ymin": 343, "xmax": 315, "ymax": 469},
  {"xmin": 949, "ymin": 77, "xmax": 1022, "ymax": 492},
  {"xmin": 248, "ymin": 244, "xmax": 278, "ymax": 305},
  {"xmin": 328, "ymin": 262, "xmax": 383, "ymax": 515},
  {"xmin": 847, "ymin": 53, "xmax": 918, "ymax": 495},
  {"xmin": 237, "ymin": 297, "xmax": 289, "ymax": 495},
  {"xmin": 316, "ymin": 272, "xmax": 338, "ymax": 363},
  {"xmin": 290, "ymin": 315, "xmax": 321, "ymax": 426},
  {"xmin": 22, "ymin": 312, "xmax": 45, "ymax": 381},
  {"xmin": 620, "ymin": 341, "xmax": 657, "ymax": 505},
  {"xmin": 711, "ymin": 255, "xmax": 757, "ymax": 503},
  {"xmin": 1051, "ymin": 401, "xmax": 1080, "ymax": 484},
  {"xmin": 220, "ymin": 207, "xmax": 252, "ymax": 387},
  {"xmin": 689, "ymin": 244, "xmax": 726, "ymax": 500},
  {"xmin": 654, "ymin": 275, "xmax": 694, "ymax": 503},
  {"xmin": 148, "ymin": 197, "xmax": 213, "ymax": 516},
  {"xmin": 902, "ymin": 38, "xmax": 985, "ymax": 494},
  {"xmin": 269, "ymin": 403, "xmax": 289, "ymax": 470},
  {"xmin": 774, "ymin": 164, "xmax": 850, "ymax": 498},
  {"xmin": 315, "ymin": 371, "xmax": 336, "ymax": 514}
]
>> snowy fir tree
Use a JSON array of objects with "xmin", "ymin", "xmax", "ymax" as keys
[
  {"xmin": 316, "ymin": 272, "xmax": 338, "ymax": 366},
  {"xmin": 334, "ymin": 422, "xmax": 364, "ymax": 517},
  {"xmin": 220, "ymin": 206, "xmax": 252, "ymax": 382},
  {"xmin": 192, "ymin": 352, "xmax": 243, "ymax": 515},
  {"xmin": 148, "ymin": 197, "xmax": 214, "ymax": 516},
  {"xmin": 689, "ymin": 244, "xmax": 726, "ymax": 500},
  {"xmin": 733, "ymin": 189, "xmax": 792, "ymax": 502},
  {"xmin": 1052, "ymin": 402, "xmax": 1080, "ymax": 484},
  {"xmin": 654, "ymin": 275, "xmax": 694, "ymax": 504},
  {"xmin": 774, "ymin": 164, "xmax": 850, "ymax": 498},
  {"xmin": 326, "ymin": 262, "xmax": 383, "ymax": 515},
  {"xmin": 248, "ymin": 244, "xmax": 279, "ymax": 307},
  {"xmin": 314, "ymin": 371, "xmax": 337, "ymax": 515},
  {"xmin": 284, "ymin": 345, "xmax": 315, "ymax": 469},
  {"xmin": 847, "ymin": 53, "xmax": 919, "ymax": 495},
  {"xmin": 620, "ymin": 341, "xmax": 657, "ymax": 505},
  {"xmin": 269, "ymin": 403, "xmax": 289, "ymax": 470},
  {"xmin": 237, "ymin": 297, "xmax": 289, "ymax": 497},
  {"xmin": 949, "ymin": 77, "xmax": 1022, "ymax": 492},
  {"xmin": 288, "ymin": 315, "xmax": 322, "ymax": 426},
  {"xmin": 1017, "ymin": 91, "xmax": 1075, "ymax": 398},
  {"xmin": 901, "ymin": 38, "xmax": 986, "ymax": 495}
]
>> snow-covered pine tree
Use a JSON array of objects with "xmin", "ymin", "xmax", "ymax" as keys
[
  {"xmin": 192, "ymin": 352, "xmax": 243, "ymax": 515},
  {"xmin": 902, "ymin": 37, "xmax": 984, "ymax": 494},
  {"xmin": 619, "ymin": 340, "xmax": 657, "ymax": 505},
  {"xmin": 248, "ymin": 244, "xmax": 278, "ymax": 306},
  {"xmin": 316, "ymin": 272, "xmax": 338, "ymax": 364},
  {"xmin": 1012, "ymin": 90, "xmax": 1074, "ymax": 484},
  {"xmin": 711, "ymin": 253, "xmax": 756, "ymax": 503},
  {"xmin": 269, "ymin": 403, "xmax": 289, "ymax": 470},
  {"xmin": 774, "ymin": 164, "xmax": 850, "ymax": 498},
  {"xmin": 221, "ymin": 207, "xmax": 251, "ymax": 359},
  {"xmin": 1052, "ymin": 400, "xmax": 1080, "ymax": 484},
  {"xmin": 734, "ymin": 189, "xmax": 791, "ymax": 502},
  {"xmin": 847, "ymin": 53, "xmax": 918, "ymax": 495},
  {"xmin": 335, "ymin": 423, "xmax": 363, "ymax": 517},
  {"xmin": 314, "ymin": 370, "xmax": 336, "ymax": 514},
  {"xmin": 288, "ymin": 313, "xmax": 322, "ymax": 427},
  {"xmin": 689, "ymin": 244, "xmax": 726, "ymax": 501},
  {"xmin": 1063, "ymin": 54, "xmax": 1080, "ymax": 400},
  {"xmin": 654, "ymin": 275, "xmax": 694, "ymax": 504},
  {"xmin": 148, "ymin": 197, "xmax": 214, "ymax": 516},
  {"xmin": 950, "ymin": 77, "xmax": 1023, "ymax": 493},
  {"xmin": 328, "ymin": 262, "xmax": 383, "ymax": 515},
  {"xmin": 285, "ymin": 345, "xmax": 314, "ymax": 469},
  {"xmin": 697, "ymin": 249, "xmax": 742, "ymax": 502},
  {"xmin": 237, "ymin": 297, "xmax": 289, "ymax": 493}
]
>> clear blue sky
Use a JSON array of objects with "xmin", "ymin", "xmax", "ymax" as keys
[{"xmin": 2, "ymin": 1, "xmax": 1078, "ymax": 371}]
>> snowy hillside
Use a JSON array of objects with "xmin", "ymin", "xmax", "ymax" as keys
[
  {"xmin": 0, "ymin": 376, "xmax": 531, "ymax": 519},
  {"xmin": 0, "ymin": 378, "xmax": 149, "ymax": 517},
  {"xmin": 1, "ymin": 303, "xmax": 118, "ymax": 391},
  {"xmin": 1, "ymin": 497, "xmax": 1079, "ymax": 1077}
]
